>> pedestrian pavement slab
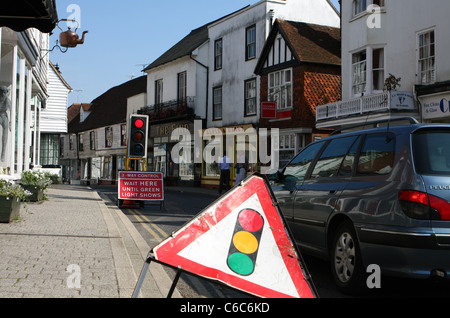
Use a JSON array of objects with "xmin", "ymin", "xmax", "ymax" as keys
[{"xmin": 0, "ymin": 184, "xmax": 179, "ymax": 298}]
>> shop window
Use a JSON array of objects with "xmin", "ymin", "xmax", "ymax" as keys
[
  {"xmin": 204, "ymin": 138, "xmax": 220, "ymax": 177},
  {"xmin": 279, "ymin": 134, "xmax": 297, "ymax": 168},
  {"xmin": 40, "ymin": 134, "xmax": 61, "ymax": 166}
]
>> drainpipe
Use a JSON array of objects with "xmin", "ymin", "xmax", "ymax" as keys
[{"xmin": 190, "ymin": 53, "xmax": 209, "ymax": 124}]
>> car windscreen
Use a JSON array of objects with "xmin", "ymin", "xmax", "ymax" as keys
[{"xmin": 412, "ymin": 128, "xmax": 450, "ymax": 176}]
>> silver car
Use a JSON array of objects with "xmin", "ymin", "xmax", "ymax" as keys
[{"xmin": 270, "ymin": 118, "xmax": 450, "ymax": 293}]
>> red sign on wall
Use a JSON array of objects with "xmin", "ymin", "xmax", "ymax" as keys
[
  {"xmin": 261, "ymin": 102, "xmax": 277, "ymax": 119},
  {"xmin": 118, "ymin": 171, "xmax": 164, "ymax": 201}
]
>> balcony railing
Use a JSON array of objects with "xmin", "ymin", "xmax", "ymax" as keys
[
  {"xmin": 140, "ymin": 97, "xmax": 195, "ymax": 122},
  {"xmin": 316, "ymin": 91, "xmax": 416, "ymax": 121}
]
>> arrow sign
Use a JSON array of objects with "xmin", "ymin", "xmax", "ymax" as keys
[{"xmin": 152, "ymin": 173, "xmax": 317, "ymax": 298}]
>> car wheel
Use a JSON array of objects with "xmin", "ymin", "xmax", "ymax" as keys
[{"xmin": 330, "ymin": 221, "xmax": 365, "ymax": 293}]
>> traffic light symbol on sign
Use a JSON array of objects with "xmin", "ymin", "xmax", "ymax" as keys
[
  {"xmin": 128, "ymin": 115, "xmax": 148, "ymax": 158},
  {"xmin": 227, "ymin": 208, "xmax": 264, "ymax": 276}
]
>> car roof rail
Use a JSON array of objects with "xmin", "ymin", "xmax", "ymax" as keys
[{"xmin": 330, "ymin": 117, "xmax": 419, "ymax": 135}]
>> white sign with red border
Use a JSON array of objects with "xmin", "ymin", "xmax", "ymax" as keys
[
  {"xmin": 118, "ymin": 171, "xmax": 164, "ymax": 201},
  {"xmin": 152, "ymin": 174, "xmax": 317, "ymax": 298}
]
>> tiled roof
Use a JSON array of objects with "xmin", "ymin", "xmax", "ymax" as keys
[
  {"xmin": 68, "ymin": 76, "xmax": 147, "ymax": 133},
  {"xmin": 279, "ymin": 19, "xmax": 341, "ymax": 66}
]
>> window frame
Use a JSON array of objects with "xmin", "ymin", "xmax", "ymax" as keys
[
  {"xmin": 372, "ymin": 47, "xmax": 385, "ymax": 92},
  {"xmin": 105, "ymin": 127, "xmax": 113, "ymax": 148},
  {"xmin": 212, "ymin": 86, "xmax": 222, "ymax": 121},
  {"xmin": 246, "ymin": 25, "xmax": 256, "ymax": 61},
  {"xmin": 155, "ymin": 79, "xmax": 163, "ymax": 106},
  {"xmin": 352, "ymin": 50, "xmax": 367, "ymax": 96},
  {"xmin": 244, "ymin": 78, "xmax": 257, "ymax": 116},
  {"xmin": 120, "ymin": 124, "xmax": 127, "ymax": 147},
  {"xmin": 90, "ymin": 131, "xmax": 95, "ymax": 150},
  {"xmin": 177, "ymin": 71, "xmax": 187, "ymax": 102},
  {"xmin": 268, "ymin": 68, "xmax": 293, "ymax": 110},
  {"xmin": 417, "ymin": 28, "xmax": 436, "ymax": 85},
  {"xmin": 214, "ymin": 38, "xmax": 223, "ymax": 70}
]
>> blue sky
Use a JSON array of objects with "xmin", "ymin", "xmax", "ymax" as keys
[{"xmin": 50, "ymin": 0, "xmax": 340, "ymax": 106}]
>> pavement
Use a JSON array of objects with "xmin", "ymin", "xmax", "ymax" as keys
[{"xmin": 0, "ymin": 183, "xmax": 220, "ymax": 298}]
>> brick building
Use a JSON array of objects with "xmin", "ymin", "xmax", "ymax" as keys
[{"xmin": 255, "ymin": 19, "xmax": 341, "ymax": 168}]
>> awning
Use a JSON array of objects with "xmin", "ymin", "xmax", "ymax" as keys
[{"xmin": 0, "ymin": 0, "xmax": 58, "ymax": 33}]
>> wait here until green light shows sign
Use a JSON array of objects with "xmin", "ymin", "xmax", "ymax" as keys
[{"xmin": 118, "ymin": 171, "xmax": 164, "ymax": 201}]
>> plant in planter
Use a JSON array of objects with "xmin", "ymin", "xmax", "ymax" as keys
[
  {"xmin": 0, "ymin": 179, "xmax": 31, "ymax": 223},
  {"xmin": 20, "ymin": 170, "xmax": 52, "ymax": 202}
]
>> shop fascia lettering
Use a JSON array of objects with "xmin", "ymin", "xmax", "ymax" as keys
[
  {"xmin": 421, "ymin": 93, "xmax": 450, "ymax": 120},
  {"xmin": 169, "ymin": 120, "xmax": 279, "ymax": 173}
]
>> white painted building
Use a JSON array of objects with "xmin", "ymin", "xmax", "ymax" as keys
[
  {"xmin": 317, "ymin": 0, "xmax": 450, "ymax": 128},
  {"xmin": 0, "ymin": 27, "xmax": 51, "ymax": 179},
  {"xmin": 39, "ymin": 62, "xmax": 71, "ymax": 167},
  {"xmin": 142, "ymin": 0, "xmax": 340, "ymax": 187},
  {"xmin": 207, "ymin": 0, "xmax": 340, "ymax": 128}
]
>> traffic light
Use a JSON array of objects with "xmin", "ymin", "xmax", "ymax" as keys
[
  {"xmin": 128, "ymin": 114, "xmax": 148, "ymax": 158},
  {"xmin": 227, "ymin": 208, "xmax": 264, "ymax": 276}
]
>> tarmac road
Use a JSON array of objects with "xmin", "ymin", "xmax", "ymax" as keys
[{"xmin": 93, "ymin": 184, "xmax": 450, "ymax": 299}]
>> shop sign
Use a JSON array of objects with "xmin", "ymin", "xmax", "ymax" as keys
[
  {"xmin": 202, "ymin": 124, "xmax": 255, "ymax": 138},
  {"xmin": 261, "ymin": 102, "xmax": 277, "ymax": 119},
  {"xmin": 390, "ymin": 91, "xmax": 415, "ymax": 110},
  {"xmin": 118, "ymin": 171, "xmax": 164, "ymax": 201},
  {"xmin": 420, "ymin": 93, "xmax": 450, "ymax": 120},
  {"xmin": 151, "ymin": 122, "xmax": 192, "ymax": 137}
]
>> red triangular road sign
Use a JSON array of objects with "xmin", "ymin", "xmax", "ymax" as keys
[{"xmin": 152, "ymin": 173, "xmax": 317, "ymax": 298}]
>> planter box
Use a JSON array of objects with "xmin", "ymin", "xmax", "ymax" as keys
[
  {"xmin": 0, "ymin": 196, "xmax": 21, "ymax": 223},
  {"xmin": 22, "ymin": 185, "xmax": 44, "ymax": 202}
]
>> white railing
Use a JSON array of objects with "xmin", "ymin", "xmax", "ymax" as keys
[{"xmin": 316, "ymin": 92, "xmax": 413, "ymax": 121}]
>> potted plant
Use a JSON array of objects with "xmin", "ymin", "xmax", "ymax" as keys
[
  {"xmin": 20, "ymin": 170, "xmax": 52, "ymax": 202},
  {"xmin": 0, "ymin": 179, "xmax": 31, "ymax": 223}
]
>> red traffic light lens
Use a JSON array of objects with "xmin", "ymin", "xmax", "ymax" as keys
[
  {"xmin": 133, "ymin": 131, "xmax": 144, "ymax": 141},
  {"xmin": 134, "ymin": 119, "xmax": 144, "ymax": 128}
]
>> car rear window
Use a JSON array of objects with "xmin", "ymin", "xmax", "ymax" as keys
[{"xmin": 412, "ymin": 129, "xmax": 450, "ymax": 176}]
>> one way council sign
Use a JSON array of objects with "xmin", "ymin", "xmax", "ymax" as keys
[{"xmin": 152, "ymin": 173, "xmax": 317, "ymax": 298}]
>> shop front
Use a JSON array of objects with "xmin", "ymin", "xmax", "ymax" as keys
[
  {"xmin": 418, "ymin": 83, "xmax": 450, "ymax": 124},
  {"xmin": 1, "ymin": 28, "xmax": 47, "ymax": 179},
  {"xmin": 150, "ymin": 120, "xmax": 200, "ymax": 186},
  {"xmin": 201, "ymin": 124, "xmax": 257, "ymax": 189}
]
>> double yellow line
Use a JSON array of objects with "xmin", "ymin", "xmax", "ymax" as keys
[{"xmin": 127, "ymin": 209, "xmax": 168, "ymax": 240}]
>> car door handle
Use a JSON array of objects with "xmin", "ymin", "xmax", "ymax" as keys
[{"xmin": 329, "ymin": 190, "xmax": 337, "ymax": 194}]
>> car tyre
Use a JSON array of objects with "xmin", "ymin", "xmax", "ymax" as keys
[{"xmin": 330, "ymin": 221, "xmax": 365, "ymax": 294}]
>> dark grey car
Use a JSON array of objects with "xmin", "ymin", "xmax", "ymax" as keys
[{"xmin": 269, "ymin": 118, "xmax": 450, "ymax": 293}]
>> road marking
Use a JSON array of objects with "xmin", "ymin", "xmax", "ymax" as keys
[
  {"xmin": 128, "ymin": 209, "xmax": 162, "ymax": 240},
  {"xmin": 127, "ymin": 209, "xmax": 169, "ymax": 240}
]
